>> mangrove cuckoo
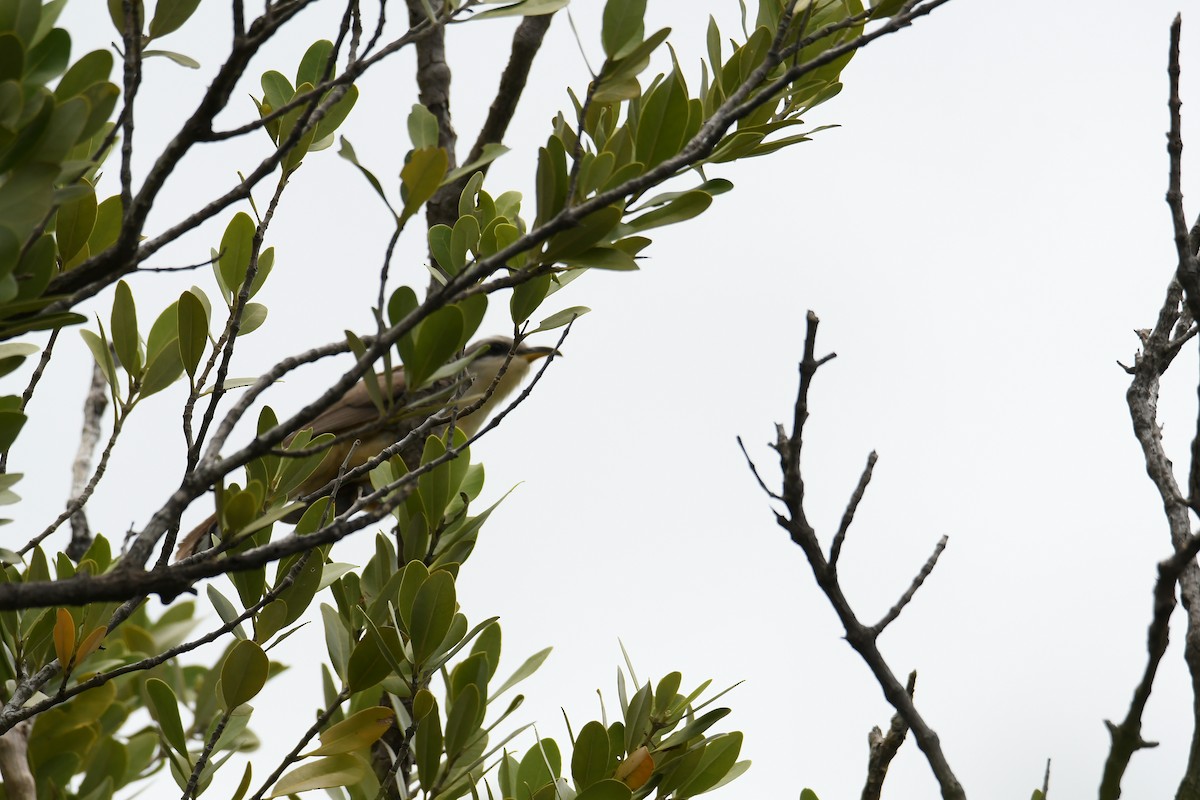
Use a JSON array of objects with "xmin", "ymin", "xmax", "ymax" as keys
[{"xmin": 175, "ymin": 336, "xmax": 556, "ymax": 558}]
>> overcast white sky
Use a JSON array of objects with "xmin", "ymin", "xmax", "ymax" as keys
[{"xmin": 14, "ymin": 1, "xmax": 1200, "ymax": 798}]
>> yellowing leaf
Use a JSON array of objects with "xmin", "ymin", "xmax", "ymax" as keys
[
  {"xmin": 76, "ymin": 625, "xmax": 107, "ymax": 662},
  {"xmin": 305, "ymin": 707, "xmax": 395, "ymax": 756},
  {"xmin": 399, "ymin": 147, "xmax": 449, "ymax": 224},
  {"xmin": 268, "ymin": 753, "xmax": 366, "ymax": 797},
  {"xmin": 52, "ymin": 607, "xmax": 75, "ymax": 666},
  {"xmin": 615, "ymin": 746, "xmax": 653, "ymax": 790}
]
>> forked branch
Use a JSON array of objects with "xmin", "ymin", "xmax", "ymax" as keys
[{"xmin": 744, "ymin": 310, "xmax": 964, "ymax": 800}]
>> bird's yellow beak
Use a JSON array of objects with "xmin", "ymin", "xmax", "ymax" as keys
[{"xmin": 519, "ymin": 346, "xmax": 560, "ymax": 363}]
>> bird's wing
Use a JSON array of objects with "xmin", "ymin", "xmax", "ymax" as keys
[{"xmin": 301, "ymin": 367, "xmax": 408, "ymax": 436}]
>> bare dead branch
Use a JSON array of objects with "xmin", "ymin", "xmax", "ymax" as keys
[
  {"xmin": 468, "ymin": 14, "xmax": 554, "ymax": 167},
  {"xmin": 861, "ymin": 671, "xmax": 916, "ymax": 800},
  {"xmin": 748, "ymin": 310, "xmax": 964, "ymax": 800},
  {"xmin": 66, "ymin": 362, "xmax": 109, "ymax": 560},
  {"xmin": 21, "ymin": 401, "xmax": 123, "ymax": 557},
  {"xmin": 1110, "ymin": 19, "xmax": 1200, "ymax": 797},
  {"xmin": 736, "ymin": 435, "xmax": 783, "ymax": 501},
  {"xmin": 0, "ymin": 720, "xmax": 33, "ymax": 800},
  {"xmin": 870, "ymin": 535, "xmax": 947, "ymax": 635},
  {"xmin": 830, "ymin": 451, "xmax": 877, "ymax": 568}
]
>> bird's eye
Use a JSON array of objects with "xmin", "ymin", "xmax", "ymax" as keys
[{"xmin": 488, "ymin": 342, "xmax": 509, "ymax": 356}]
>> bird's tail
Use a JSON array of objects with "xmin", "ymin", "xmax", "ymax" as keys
[{"xmin": 174, "ymin": 513, "xmax": 217, "ymax": 561}]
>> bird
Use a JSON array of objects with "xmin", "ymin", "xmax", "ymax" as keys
[{"xmin": 174, "ymin": 336, "xmax": 557, "ymax": 559}]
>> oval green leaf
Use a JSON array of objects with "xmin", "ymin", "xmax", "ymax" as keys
[{"xmin": 221, "ymin": 639, "xmax": 269, "ymax": 709}]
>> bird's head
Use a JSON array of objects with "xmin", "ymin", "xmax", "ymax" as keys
[{"xmin": 456, "ymin": 336, "xmax": 558, "ymax": 424}]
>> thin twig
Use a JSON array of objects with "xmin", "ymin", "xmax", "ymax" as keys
[
  {"xmin": 870, "ymin": 536, "xmax": 948, "ymax": 635},
  {"xmin": 247, "ymin": 687, "xmax": 352, "ymax": 800},
  {"xmin": 21, "ymin": 407, "xmax": 123, "ymax": 556},
  {"xmin": 753, "ymin": 308, "xmax": 964, "ymax": 800},
  {"xmin": 736, "ymin": 435, "xmax": 782, "ymax": 501},
  {"xmin": 0, "ymin": 328, "xmax": 60, "ymax": 474},
  {"xmin": 181, "ymin": 708, "xmax": 231, "ymax": 800},
  {"xmin": 0, "ymin": 536, "xmax": 314, "ymax": 732},
  {"xmin": 830, "ymin": 451, "xmax": 877, "ymax": 568}
]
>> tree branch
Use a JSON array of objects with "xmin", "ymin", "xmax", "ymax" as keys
[
  {"xmin": 861, "ymin": 671, "xmax": 915, "ymax": 800},
  {"xmin": 749, "ymin": 310, "xmax": 964, "ymax": 800},
  {"xmin": 66, "ymin": 362, "xmax": 109, "ymax": 560}
]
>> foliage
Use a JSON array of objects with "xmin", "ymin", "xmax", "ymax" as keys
[{"xmin": 0, "ymin": 0, "xmax": 935, "ymax": 798}]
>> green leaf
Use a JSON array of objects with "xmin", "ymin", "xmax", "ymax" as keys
[
  {"xmin": 305, "ymin": 707, "xmax": 395, "ymax": 757},
  {"xmin": 407, "ymin": 103, "xmax": 438, "ymax": 149},
  {"xmin": 602, "ymin": 0, "xmax": 647, "ymax": 60},
  {"xmin": 239, "ymin": 302, "xmax": 267, "ymax": 335},
  {"xmin": 405, "ymin": 304, "xmax": 463, "ymax": 389},
  {"xmin": 140, "ymin": 338, "xmax": 183, "ymax": 397},
  {"xmin": 145, "ymin": 678, "xmax": 188, "ymax": 758},
  {"xmin": 634, "ymin": 67, "xmax": 689, "ymax": 169},
  {"xmin": 473, "ymin": 0, "xmax": 569, "ymax": 19},
  {"xmin": 55, "ymin": 178, "xmax": 96, "ymax": 262},
  {"xmin": 395, "ymin": 559, "xmax": 430, "ymax": 633},
  {"xmin": 110, "ymin": 280, "xmax": 140, "ymax": 375},
  {"xmin": 623, "ymin": 684, "xmax": 652, "ymax": 754},
  {"xmin": 217, "ymin": 212, "xmax": 256, "ymax": 305},
  {"xmin": 620, "ymin": 190, "xmax": 712, "ymax": 234},
  {"xmin": 677, "ymin": 732, "xmax": 742, "ymax": 798},
  {"xmin": 338, "ymin": 137, "xmax": 395, "ymax": 214},
  {"xmin": 517, "ymin": 738, "xmax": 561, "ymax": 796},
  {"xmin": 206, "ymin": 585, "xmax": 247, "ymax": 640},
  {"xmin": 544, "ymin": 205, "xmax": 622, "ymax": 262},
  {"xmin": 55, "ymin": 50, "xmax": 114, "ymax": 100},
  {"xmin": 449, "ymin": 213, "xmax": 480, "ymax": 275},
  {"xmin": 296, "ymin": 39, "xmax": 334, "ymax": 88},
  {"xmin": 414, "ymin": 703, "xmax": 443, "ymax": 789},
  {"xmin": 658, "ymin": 708, "xmax": 730, "ymax": 751},
  {"xmin": 441, "ymin": 143, "xmax": 509, "ymax": 187},
  {"xmin": 870, "ymin": 0, "xmax": 907, "ymax": 19},
  {"xmin": 267, "ymin": 753, "xmax": 365, "ymax": 798},
  {"xmin": 560, "ymin": 247, "xmax": 637, "ymax": 271},
  {"xmin": 176, "ymin": 289, "xmax": 207, "ymax": 377},
  {"xmin": 443, "ymin": 682, "xmax": 481, "ymax": 757},
  {"xmin": 79, "ymin": 328, "xmax": 117, "ymax": 389},
  {"xmin": 86, "ymin": 195, "xmax": 122, "ymax": 255},
  {"xmin": 576, "ymin": 780, "xmax": 632, "ymax": 800},
  {"xmin": 510, "ymin": 274, "xmax": 552, "ymax": 324},
  {"xmin": 274, "ymin": 550, "xmax": 324, "ymax": 627},
  {"xmin": 25, "ymin": 28, "xmax": 69, "ymax": 85},
  {"xmin": 221, "ymin": 639, "xmax": 269, "ymax": 708},
  {"xmin": 799, "ymin": 790, "xmax": 820, "ymax": 800},
  {"xmin": 572, "ymin": 721, "xmax": 613, "ymax": 790},
  {"xmin": 148, "ymin": 0, "xmax": 202, "ymax": 38},
  {"xmin": 346, "ymin": 626, "xmax": 394, "ymax": 692},
  {"xmin": 632, "ymin": 179, "xmax": 733, "ymax": 212},
  {"xmin": 410, "ymin": 570, "xmax": 456, "ymax": 665},
  {"xmin": 494, "ymin": 646, "xmax": 551, "ymax": 698},
  {"xmin": 530, "ymin": 306, "xmax": 588, "ymax": 334},
  {"xmin": 312, "ymin": 84, "xmax": 357, "ymax": 142},
  {"xmin": 229, "ymin": 763, "xmax": 253, "ymax": 800}
]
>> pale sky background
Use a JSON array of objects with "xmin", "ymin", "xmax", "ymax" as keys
[{"xmin": 9, "ymin": 1, "xmax": 1200, "ymax": 798}]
